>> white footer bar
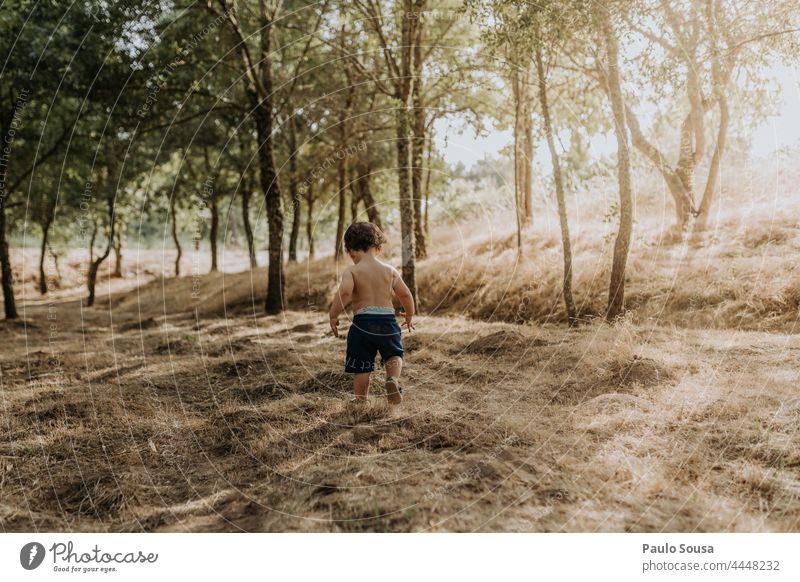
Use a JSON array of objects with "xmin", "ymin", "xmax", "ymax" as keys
[{"xmin": 1, "ymin": 533, "xmax": 797, "ymax": 581}]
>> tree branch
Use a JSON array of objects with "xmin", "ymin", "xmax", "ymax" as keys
[
  {"xmin": 9, "ymin": 124, "xmax": 71, "ymax": 194},
  {"xmin": 209, "ymin": 0, "xmax": 265, "ymax": 99}
]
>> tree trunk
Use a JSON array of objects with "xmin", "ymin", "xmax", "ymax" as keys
[
  {"xmin": 673, "ymin": 145, "xmax": 696, "ymax": 230},
  {"xmin": 288, "ymin": 183, "xmax": 301, "ymax": 262},
  {"xmin": 306, "ymin": 184, "xmax": 315, "ymax": 260},
  {"xmin": 511, "ymin": 68, "xmax": 523, "ymax": 251},
  {"xmin": 87, "ymin": 199, "xmax": 115, "ymax": 307},
  {"xmin": 335, "ymin": 153, "xmax": 347, "ymax": 259},
  {"xmin": 605, "ymin": 0, "xmax": 741, "ymax": 233},
  {"xmin": 411, "ymin": 122, "xmax": 426, "ymax": 257},
  {"xmin": 522, "ymin": 91, "xmax": 534, "ymax": 226},
  {"xmin": 287, "ymin": 116, "xmax": 301, "ymax": 263},
  {"xmin": 623, "ymin": 105, "xmax": 694, "ymax": 231},
  {"xmin": 0, "ymin": 194, "xmax": 17, "ymax": 319},
  {"xmin": 423, "ymin": 132, "xmax": 433, "ymax": 236},
  {"xmin": 253, "ymin": 4, "xmax": 285, "ymax": 314},
  {"xmin": 262, "ymin": 154, "xmax": 285, "ymax": 314},
  {"xmin": 259, "ymin": 111, "xmax": 285, "ymax": 314},
  {"xmin": 240, "ymin": 186, "xmax": 256, "ymax": 270},
  {"xmin": 512, "ymin": 65, "xmax": 533, "ymax": 227},
  {"xmin": 536, "ymin": 45, "xmax": 577, "ymax": 326},
  {"xmin": 349, "ymin": 167, "xmax": 360, "ymax": 222},
  {"xmin": 668, "ymin": 170, "xmax": 692, "ymax": 230},
  {"xmin": 357, "ymin": 161, "xmax": 381, "ymax": 229},
  {"xmin": 228, "ymin": 207, "xmax": 239, "ymax": 248},
  {"xmin": 694, "ymin": 0, "xmax": 732, "ymax": 235},
  {"xmin": 396, "ymin": 106, "xmax": 417, "ymax": 300},
  {"xmin": 411, "ymin": 12, "xmax": 427, "ymax": 259},
  {"xmin": 39, "ymin": 213, "xmax": 54, "ymax": 295},
  {"xmin": 112, "ymin": 227, "xmax": 123, "ymax": 278},
  {"xmin": 48, "ymin": 243, "xmax": 62, "ymax": 285},
  {"xmin": 209, "ymin": 196, "xmax": 219, "ymax": 273},
  {"xmin": 218, "ymin": 0, "xmax": 283, "ymax": 311},
  {"xmin": 600, "ymin": 10, "xmax": 634, "ymax": 322},
  {"xmin": 694, "ymin": 95, "xmax": 729, "ymax": 233},
  {"xmin": 170, "ymin": 195, "xmax": 182, "ymax": 277},
  {"xmin": 89, "ymin": 220, "xmax": 98, "ymax": 263},
  {"xmin": 390, "ymin": 0, "xmax": 419, "ymax": 302},
  {"xmin": 334, "ymin": 25, "xmax": 356, "ymax": 260}
]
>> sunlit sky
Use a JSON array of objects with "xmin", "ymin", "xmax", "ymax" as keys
[{"xmin": 437, "ymin": 64, "xmax": 800, "ymax": 168}]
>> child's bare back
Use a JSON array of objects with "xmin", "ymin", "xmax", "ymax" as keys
[{"xmin": 346, "ymin": 257, "xmax": 400, "ymax": 314}]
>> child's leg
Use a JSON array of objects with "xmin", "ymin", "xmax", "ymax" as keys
[
  {"xmin": 384, "ymin": 356, "xmax": 403, "ymax": 404},
  {"xmin": 353, "ymin": 372, "xmax": 371, "ymax": 400},
  {"xmin": 385, "ymin": 356, "xmax": 403, "ymax": 380}
]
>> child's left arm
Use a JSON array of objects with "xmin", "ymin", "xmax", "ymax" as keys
[{"xmin": 328, "ymin": 268, "xmax": 354, "ymax": 337}]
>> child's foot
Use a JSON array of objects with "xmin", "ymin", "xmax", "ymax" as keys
[
  {"xmin": 385, "ymin": 377, "xmax": 402, "ymax": 405},
  {"xmin": 345, "ymin": 396, "xmax": 369, "ymax": 411}
]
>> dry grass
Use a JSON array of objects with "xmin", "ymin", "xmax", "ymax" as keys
[
  {"xmin": 42, "ymin": 202, "xmax": 795, "ymax": 336},
  {"xmin": 45, "ymin": 160, "xmax": 794, "ymax": 335},
  {"xmin": 14, "ymin": 157, "xmax": 800, "ymax": 334},
  {"xmin": 1, "ymin": 296, "xmax": 799, "ymax": 531},
  {"xmin": 1, "ymin": 157, "xmax": 799, "ymax": 531}
]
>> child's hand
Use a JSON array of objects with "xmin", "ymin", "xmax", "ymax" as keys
[
  {"xmin": 402, "ymin": 314, "xmax": 414, "ymax": 332},
  {"xmin": 329, "ymin": 315, "xmax": 339, "ymax": 338}
]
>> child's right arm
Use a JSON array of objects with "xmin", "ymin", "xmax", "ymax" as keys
[
  {"xmin": 329, "ymin": 267, "xmax": 354, "ymax": 337},
  {"xmin": 391, "ymin": 269, "xmax": 415, "ymax": 331}
]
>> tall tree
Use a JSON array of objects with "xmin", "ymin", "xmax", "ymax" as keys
[
  {"xmin": 170, "ymin": 189, "xmax": 183, "ymax": 276},
  {"xmin": 473, "ymin": 0, "xmax": 586, "ymax": 323},
  {"xmin": 410, "ymin": 0, "xmax": 488, "ymax": 255},
  {"xmin": 209, "ymin": 0, "xmax": 287, "ymax": 313},
  {"xmin": 272, "ymin": 3, "xmax": 328, "ymax": 263},
  {"xmin": 304, "ymin": 179, "xmax": 316, "ymax": 260},
  {"xmin": 334, "ymin": 23, "xmax": 355, "ymax": 260},
  {"xmin": 351, "ymin": 0, "xmax": 421, "ymax": 301},
  {"xmin": 618, "ymin": 0, "xmax": 798, "ymax": 231},
  {"xmin": 535, "ymin": 42, "xmax": 577, "ymax": 326},
  {"xmin": 232, "ymin": 136, "xmax": 258, "ymax": 269},
  {"xmin": 410, "ymin": 0, "xmax": 428, "ymax": 259},
  {"xmin": 467, "ymin": 0, "xmax": 537, "ymax": 250},
  {"xmin": 597, "ymin": 5, "xmax": 634, "ymax": 321},
  {"xmin": 286, "ymin": 113, "xmax": 302, "ymax": 263},
  {"xmin": 0, "ymin": 1, "xmax": 86, "ymax": 318},
  {"xmin": 511, "ymin": 63, "xmax": 534, "ymax": 227}
]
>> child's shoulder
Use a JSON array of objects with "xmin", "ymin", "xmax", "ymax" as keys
[{"xmin": 377, "ymin": 259, "xmax": 400, "ymax": 274}]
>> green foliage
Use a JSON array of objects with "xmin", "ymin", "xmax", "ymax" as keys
[{"xmin": 0, "ymin": 0, "xmax": 797, "ymax": 265}]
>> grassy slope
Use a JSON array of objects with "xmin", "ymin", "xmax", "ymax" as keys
[
  {"xmin": 1, "ymin": 303, "xmax": 798, "ymax": 532},
  {"xmin": 95, "ymin": 204, "xmax": 800, "ymax": 332},
  {"xmin": 2, "ymin": 213, "xmax": 799, "ymax": 531},
  {"xmin": 2, "ymin": 159, "xmax": 799, "ymax": 531}
]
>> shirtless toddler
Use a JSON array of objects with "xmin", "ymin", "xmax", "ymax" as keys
[{"xmin": 328, "ymin": 222, "xmax": 415, "ymax": 404}]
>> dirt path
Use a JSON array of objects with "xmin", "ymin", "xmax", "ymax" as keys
[{"xmin": 1, "ymin": 295, "xmax": 799, "ymax": 532}]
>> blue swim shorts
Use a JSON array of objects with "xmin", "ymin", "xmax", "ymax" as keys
[{"xmin": 344, "ymin": 313, "xmax": 404, "ymax": 373}]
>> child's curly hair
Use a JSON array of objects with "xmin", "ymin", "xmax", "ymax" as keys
[{"xmin": 344, "ymin": 222, "xmax": 387, "ymax": 252}]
